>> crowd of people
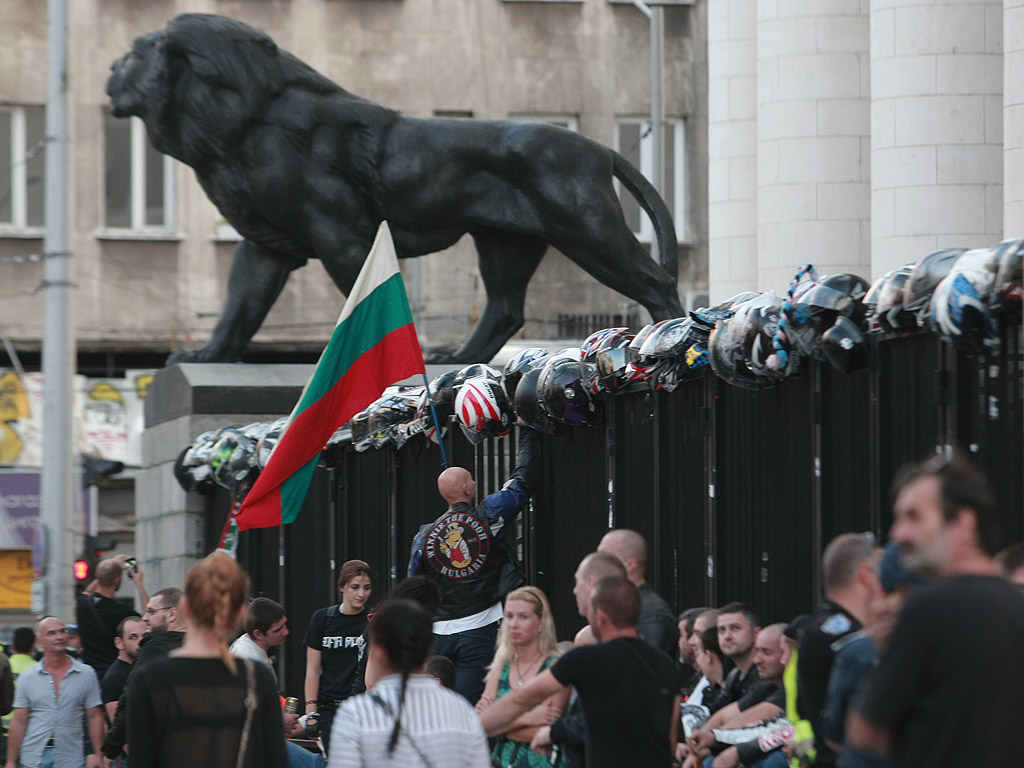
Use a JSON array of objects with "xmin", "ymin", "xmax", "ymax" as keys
[{"xmin": 3, "ymin": 441, "xmax": 1024, "ymax": 768}]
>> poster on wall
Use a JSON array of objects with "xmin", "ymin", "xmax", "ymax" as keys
[{"xmin": 0, "ymin": 369, "xmax": 154, "ymax": 468}]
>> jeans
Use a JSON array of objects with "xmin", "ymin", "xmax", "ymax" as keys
[
  {"xmin": 432, "ymin": 622, "xmax": 499, "ymax": 704},
  {"xmin": 286, "ymin": 739, "xmax": 325, "ymax": 768}
]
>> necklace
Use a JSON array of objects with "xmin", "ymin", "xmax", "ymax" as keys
[{"xmin": 513, "ymin": 654, "xmax": 541, "ymax": 686}]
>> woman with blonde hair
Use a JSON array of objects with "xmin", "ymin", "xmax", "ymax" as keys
[
  {"xmin": 126, "ymin": 552, "xmax": 286, "ymax": 768},
  {"xmin": 476, "ymin": 585, "xmax": 569, "ymax": 767}
]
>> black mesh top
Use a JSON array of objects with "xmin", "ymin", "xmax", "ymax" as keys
[{"xmin": 126, "ymin": 656, "xmax": 287, "ymax": 768}]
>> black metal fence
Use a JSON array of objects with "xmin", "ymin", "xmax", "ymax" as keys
[{"xmin": 219, "ymin": 328, "xmax": 1023, "ymax": 697}]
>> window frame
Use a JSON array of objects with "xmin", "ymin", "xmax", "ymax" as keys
[
  {"xmin": 615, "ymin": 116, "xmax": 686, "ymax": 244},
  {"xmin": 99, "ymin": 113, "xmax": 178, "ymax": 237},
  {"xmin": 0, "ymin": 105, "xmax": 46, "ymax": 237}
]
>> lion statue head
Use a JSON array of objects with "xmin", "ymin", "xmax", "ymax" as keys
[{"xmin": 106, "ymin": 14, "xmax": 337, "ymax": 166}]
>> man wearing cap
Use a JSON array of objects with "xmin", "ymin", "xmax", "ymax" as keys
[{"xmin": 4, "ymin": 617, "xmax": 104, "ymax": 768}]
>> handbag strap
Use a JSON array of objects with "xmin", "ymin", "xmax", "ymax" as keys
[
  {"xmin": 369, "ymin": 690, "xmax": 437, "ymax": 768},
  {"xmin": 236, "ymin": 658, "xmax": 257, "ymax": 768}
]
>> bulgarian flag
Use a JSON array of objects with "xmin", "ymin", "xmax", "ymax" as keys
[{"xmin": 235, "ymin": 221, "xmax": 425, "ymax": 530}]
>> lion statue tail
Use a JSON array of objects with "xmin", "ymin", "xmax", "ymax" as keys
[{"xmin": 611, "ymin": 150, "xmax": 679, "ymax": 283}]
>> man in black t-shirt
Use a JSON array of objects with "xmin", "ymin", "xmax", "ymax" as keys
[
  {"xmin": 849, "ymin": 452, "xmax": 1024, "ymax": 768},
  {"xmin": 76, "ymin": 554, "xmax": 148, "ymax": 681},
  {"xmin": 481, "ymin": 576, "xmax": 682, "ymax": 768},
  {"xmin": 100, "ymin": 616, "xmax": 145, "ymax": 723}
]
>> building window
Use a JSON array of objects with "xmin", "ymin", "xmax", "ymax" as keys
[
  {"xmin": 615, "ymin": 118, "xmax": 685, "ymax": 243},
  {"xmin": 0, "ymin": 106, "xmax": 46, "ymax": 232},
  {"xmin": 103, "ymin": 111, "xmax": 175, "ymax": 231}
]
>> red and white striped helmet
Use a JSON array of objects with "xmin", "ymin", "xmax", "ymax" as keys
[{"xmin": 455, "ymin": 376, "xmax": 513, "ymax": 436}]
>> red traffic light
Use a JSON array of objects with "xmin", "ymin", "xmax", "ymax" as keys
[{"xmin": 74, "ymin": 560, "xmax": 89, "ymax": 581}]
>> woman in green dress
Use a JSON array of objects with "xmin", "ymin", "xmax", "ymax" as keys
[{"xmin": 476, "ymin": 586, "xmax": 568, "ymax": 768}]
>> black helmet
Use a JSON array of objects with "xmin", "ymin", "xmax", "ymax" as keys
[
  {"xmin": 788, "ymin": 273, "xmax": 869, "ymax": 359},
  {"xmin": 539, "ymin": 357, "xmax": 603, "ymax": 427},
  {"xmin": 903, "ymin": 248, "xmax": 966, "ymax": 323},
  {"xmin": 514, "ymin": 367, "xmax": 566, "ymax": 435},
  {"xmin": 419, "ymin": 370, "xmax": 459, "ymax": 427},
  {"xmin": 821, "ymin": 316, "xmax": 867, "ymax": 373},
  {"xmin": 709, "ymin": 315, "xmax": 766, "ymax": 390},
  {"xmin": 502, "ymin": 348, "xmax": 550, "ymax": 402}
]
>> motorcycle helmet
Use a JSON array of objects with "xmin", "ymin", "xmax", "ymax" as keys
[
  {"xmin": 256, "ymin": 417, "xmax": 288, "ymax": 467},
  {"xmin": 513, "ymin": 367, "xmax": 566, "ymax": 435},
  {"xmin": 903, "ymin": 248, "xmax": 966, "ymax": 324},
  {"xmin": 502, "ymin": 348, "xmax": 550, "ymax": 402},
  {"xmin": 708, "ymin": 315, "xmax": 765, "ymax": 390},
  {"xmin": 787, "ymin": 273, "xmax": 869, "ymax": 360},
  {"xmin": 538, "ymin": 356, "xmax": 603, "ymax": 427},
  {"xmin": 455, "ymin": 376, "xmax": 514, "ymax": 443},
  {"xmin": 593, "ymin": 330, "xmax": 639, "ymax": 393},
  {"xmin": 820, "ymin": 316, "xmax": 868, "ymax": 373},
  {"xmin": 453, "ymin": 363, "xmax": 502, "ymax": 389},
  {"xmin": 929, "ymin": 248, "xmax": 999, "ymax": 352},
  {"xmin": 581, "ymin": 328, "xmax": 629, "ymax": 395},
  {"xmin": 873, "ymin": 264, "xmax": 917, "ymax": 333},
  {"xmin": 989, "ymin": 237, "xmax": 1024, "ymax": 317}
]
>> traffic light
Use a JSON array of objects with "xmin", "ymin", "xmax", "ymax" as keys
[{"xmin": 74, "ymin": 560, "xmax": 90, "ymax": 581}]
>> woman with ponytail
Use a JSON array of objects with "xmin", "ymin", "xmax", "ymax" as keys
[
  {"xmin": 126, "ymin": 553, "xmax": 286, "ymax": 768},
  {"xmin": 326, "ymin": 599, "xmax": 490, "ymax": 767}
]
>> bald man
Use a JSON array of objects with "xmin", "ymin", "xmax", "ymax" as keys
[
  {"xmin": 408, "ymin": 425, "xmax": 540, "ymax": 703},
  {"xmin": 76, "ymin": 554, "xmax": 148, "ymax": 680},
  {"xmin": 598, "ymin": 529, "xmax": 678, "ymax": 657}
]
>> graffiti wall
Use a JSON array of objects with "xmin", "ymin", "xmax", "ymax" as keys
[{"xmin": 0, "ymin": 369, "xmax": 154, "ymax": 468}]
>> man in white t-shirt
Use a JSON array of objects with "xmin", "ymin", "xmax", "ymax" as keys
[
  {"xmin": 231, "ymin": 599, "xmax": 324, "ymax": 768},
  {"xmin": 230, "ymin": 597, "xmax": 289, "ymax": 668}
]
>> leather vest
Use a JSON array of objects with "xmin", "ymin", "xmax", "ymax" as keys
[{"xmin": 417, "ymin": 501, "xmax": 507, "ymax": 621}]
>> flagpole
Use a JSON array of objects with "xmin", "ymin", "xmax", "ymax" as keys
[{"xmin": 421, "ymin": 372, "xmax": 450, "ymax": 469}]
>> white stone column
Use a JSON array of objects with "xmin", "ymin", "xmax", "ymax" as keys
[
  {"xmin": 708, "ymin": 0, "xmax": 758, "ymax": 301},
  {"xmin": 757, "ymin": 0, "xmax": 871, "ymax": 293},
  {"xmin": 1005, "ymin": 0, "xmax": 1024, "ymax": 235},
  {"xmin": 871, "ymin": 0, "xmax": 1003, "ymax": 277}
]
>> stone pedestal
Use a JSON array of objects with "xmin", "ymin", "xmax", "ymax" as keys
[{"xmin": 136, "ymin": 363, "xmax": 313, "ymax": 592}]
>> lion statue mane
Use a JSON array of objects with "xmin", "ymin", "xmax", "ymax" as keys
[{"xmin": 108, "ymin": 14, "xmax": 684, "ymax": 364}]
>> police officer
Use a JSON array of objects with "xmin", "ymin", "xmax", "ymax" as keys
[
  {"xmin": 408, "ymin": 425, "xmax": 540, "ymax": 703},
  {"xmin": 796, "ymin": 533, "xmax": 880, "ymax": 768}
]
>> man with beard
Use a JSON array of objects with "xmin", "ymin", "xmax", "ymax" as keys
[
  {"xmin": 717, "ymin": 604, "xmax": 761, "ymax": 702},
  {"xmin": 100, "ymin": 617, "xmax": 146, "ymax": 723},
  {"xmin": 102, "ymin": 588, "xmax": 186, "ymax": 763},
  {"xmin": 848, "ymin": 452, "xmax": 1024, "ymax": 768}
]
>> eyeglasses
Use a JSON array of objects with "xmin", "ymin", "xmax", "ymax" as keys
[{"xmin": 143, "ymin": 606, "xmax": 171, "ymax": 616}]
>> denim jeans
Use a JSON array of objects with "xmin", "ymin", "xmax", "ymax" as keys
[
  {"xmin": 286, "ymin": 739, "xmax": 325, "ymax": 768},
  {"xmin": 431, "ymin": 622, "xmax": 499, "ymax": 704}
]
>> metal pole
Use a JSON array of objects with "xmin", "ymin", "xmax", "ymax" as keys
[
  {"xmin": 41, "ymin": 0, "xmax": 74, "ymax": 621},
  {"xmin": 631, "ymin": 0, "xmax": 663, "ymax": 263}
]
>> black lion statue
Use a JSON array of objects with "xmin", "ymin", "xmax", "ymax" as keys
[{"xmin": 108, "ymin": 14, "xmax": 684, "ymax": 364}]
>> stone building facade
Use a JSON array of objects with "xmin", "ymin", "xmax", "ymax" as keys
[
  {"xmin": 708, "ymin": 0, "xmax": 1015, "ymax": 301},
  {"xmin": 0, "ymin": 0, "xmax": 707, "ymax": 371}
]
